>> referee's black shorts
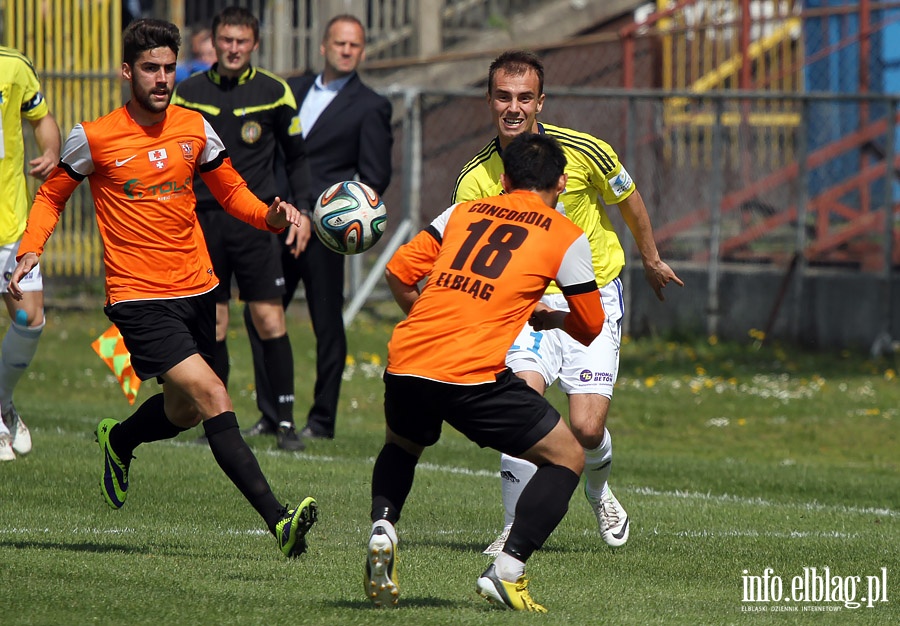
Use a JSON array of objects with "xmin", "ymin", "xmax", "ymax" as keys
[
  {"xmin": 383, "ymin": 368, "xmax": 560, "ymax": 457},
  {"xmin": 198, "ymin": 209, "xmax": 286, "ymax": 304},
  {"xmin": 105, "ymin": 291, "xmax": 216, "ymax": 382}
]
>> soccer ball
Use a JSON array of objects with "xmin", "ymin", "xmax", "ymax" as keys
[{"xmin": 312, "ymin": 181, "xmax": 387, "ymax": 255}]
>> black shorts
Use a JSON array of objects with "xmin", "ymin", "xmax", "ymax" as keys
[
  {"xmin": 383, "ymin": 368, "xmax": 560, "ymax": 457},
  {"xmin": 104, "ymin": 291, "xmax": 216, "ymax": 381},
  {"xmin": 198, "ymin": 209, "xmax": 286, "ymax": 303}
]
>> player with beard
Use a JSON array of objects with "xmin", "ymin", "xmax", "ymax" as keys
[{"xmin": 9, "ymin": 18, "xmax": 318, "ymax": 557}]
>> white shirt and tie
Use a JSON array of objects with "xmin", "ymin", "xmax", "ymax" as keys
[{"xmin": 298, "ymin": 73, "xmax": 353, "ymax": 139}]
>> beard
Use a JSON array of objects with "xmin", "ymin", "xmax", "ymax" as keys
[{"xmin": 131, "ymin": 78, "xmax": 171, "ymax": 115}]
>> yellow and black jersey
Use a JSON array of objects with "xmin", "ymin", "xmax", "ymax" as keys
[
  {"xmin": 172, "ymin": 64, "xmax": 309, "ymax": 210},
  {"xmin": 0, "ymin": 47, "xmax": 51, "ymax": 245},
  {"xmin": 452, "ymin": 122, "xmax": 635, "ymax": 289}
]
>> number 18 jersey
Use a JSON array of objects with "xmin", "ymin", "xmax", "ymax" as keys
[{"xmin": 386, "ymin": 189, "xmax": 604, "ymax": 384}]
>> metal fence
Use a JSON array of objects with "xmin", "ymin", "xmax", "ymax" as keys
[{"xmin": 369, "ymin": 87, "xmax": 900, "ymax": 346}]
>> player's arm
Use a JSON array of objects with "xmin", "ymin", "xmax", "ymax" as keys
[
  {"xmin": 357, "ymin": 96, "xmax": 393, "ymax": 195},
  {"xmin": 27, "ymin": 112, "xmax": 61, "ymax": 180},
  {"xmin": 197, "ymin": 119, "xmax": 301, "ymax": 231},
  {"xmin": 384, "ymin": 212, "xmax": 447, "ymax": 314},
  {"xmin": 385, "ymin": 268, "xmax": 420, "ymax": 315},
  {"xmin": 617, "ymin": 189, "xmax": 684, "ymax": 301},
  {"xmin": 534, "ymin": 233, "xmax": 605, "ymax": 346},
  {"xmin": 10, "ymin": 164, "xmax": 82, "ymax": 300},
  {"xmin": 202, "ymin": 159, "xmax": 302, "ymax": 232}
]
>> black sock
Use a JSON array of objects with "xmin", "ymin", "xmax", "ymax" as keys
[
  {"xmin": 370, "ymin": 443, "xmax": 419, "ymax": 524},
  {"xmin": 259, "ymin": 334, "xmax": 294, "ymax": 424},
  {"xmin": 503, "ymin": 464, "xmax": 580, "ymax": 562},
  {"xmin": 213, "ymin": 340, "xmax": 229, "ymax": 386},
  {"xmin": 203, "ymin": 412, "xmax": 285, "ymax": 532},
  {"xmin": 110, "ymin": 393, "xmax": 187, "ymax": 459}
]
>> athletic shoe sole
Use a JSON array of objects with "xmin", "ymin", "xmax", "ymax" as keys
[
  {"xmin": 277, "ymin": 496, "xmax": 318, "ymax": 557},
  {"xmin": 365, "ymin": 528, "xmax": 398, "ymax": 607}
]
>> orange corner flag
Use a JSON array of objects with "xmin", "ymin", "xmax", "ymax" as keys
[{"xmin": 92, "ymin": 324, "xmax": 141, "ymax": 405}]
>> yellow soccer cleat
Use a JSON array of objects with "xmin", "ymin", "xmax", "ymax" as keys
[{"xmin": 476, "ymin": 564, "xmax": 547, "ymax": 612}]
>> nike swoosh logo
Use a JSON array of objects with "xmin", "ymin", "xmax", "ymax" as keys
[
  {"xmin": 612, "ymin": 516, "xmax": 629, "ymax": 540},
  {"xmin": 115, "ymin": 155, "xmax": 137, "ymax": 167}
]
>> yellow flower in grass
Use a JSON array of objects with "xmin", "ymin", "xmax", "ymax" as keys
[
  {"xmin": 885, "ymin": 369, "xmax": 896, "ymax": 381},
  {"xmin": 748, "ymin": 328, "xmax": 766, "ymax": 341},
  {"xmin": 345, "ymin": 354, "xmax": 356, "ymax": 367},
  {"xmin": 644, "ymin": 376, "xmax": 657, "ymax": 388},
  {"xmin": 708, "ymin": 335, "xmax": 718, "ymax": 346}
]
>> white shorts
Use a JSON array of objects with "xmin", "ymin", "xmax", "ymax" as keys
[
  {"xmin": 0, "ymin": 241, "xmax": 43, "ymax": 293},
  {"xmin": 506, "ymin": 277, "xmax": 623, "ymax": 398}
]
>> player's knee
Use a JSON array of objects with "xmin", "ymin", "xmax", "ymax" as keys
[
  {"xmin": 560, "ymin": 441, "xmax": 585, "ymax": 475},
  {"xmin": 165, "ymin": 398, "xmax": 203, "ymax": 428},
  {"xmin": 541, "ymin": 428, "xmax": 585, "ymax": 475},
  {"xmin": 569, "ymin": 406, "xmax": 608, "ymax": 447},
  {"xmin": 249, "ymin": 305, "xmax": 286, "ymax": 339}
]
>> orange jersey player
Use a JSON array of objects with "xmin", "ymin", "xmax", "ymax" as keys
[
  {"xmin": 19, "ymin": 103, "xmax": 276, "ymax": 305},
  {"xmin": 9, "ymin": 18, "xmax": 318, "ymax": 559},
  {"xmin": 365, "ymin": 133, "xmax": 605, "ymax": 612},
  {"xmin": 386, "ymin": 189, "xmax": 604, "ymax": 384}
]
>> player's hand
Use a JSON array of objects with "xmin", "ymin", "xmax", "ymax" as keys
[
  {"xmin": 643, "ymin": 258, "xmax": 684, "ymax": 301},
  {"xmin": 285, "ymin": 216, "xmax": 312, "ymax": 258},
  {"xmin": 28, "ymin": 154, "xmax": 56, "ymax": 180},
  {"xmin": 265, "ymin": 196, "xmax": 302, "ymax": 230},
  {"xmin": 529, "ymin": 302, "xmax": 565, "ymax": 331},
  {"xmin": 8, "ymin": 253, "xmax": 39, "ymax": 301}
]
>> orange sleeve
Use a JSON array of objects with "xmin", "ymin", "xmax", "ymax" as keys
[
  {"xmin": 563, "ymin": 290, "xmax": 606, "ymax": 346},
  {"xmin": 18, "ymin": 167, "xmax": 82, "ymax": 259},
  {"xmin": 199, "ymin": 157, "xmax": 280, "ymax": 233},
  {"xmin": 385, "ymin": 228, "xmax": 441, "ymax": 286}
]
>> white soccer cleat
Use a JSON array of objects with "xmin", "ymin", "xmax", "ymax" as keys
[
  {"xmin": 6, "ymin": 405, "xmax": 32, "ymax": 456},
  {"xmin": 0, "ymin": 433, "xmax": 15, "ymax": 461},
  {"xmin": 482, "ymin": 523, "xmax": 513, "ymax": 557},
  {"xmin": 365, "ymin": 526, "xmax": 399, "ymax": 608},
  {"xmin": 586, "ymin": 485, "xmax": 630, "ymax": 547}
]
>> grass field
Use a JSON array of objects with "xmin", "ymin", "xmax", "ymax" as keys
[{"xmin": 0, "ymin": 305, "xmax": 897, "ymax": 625}]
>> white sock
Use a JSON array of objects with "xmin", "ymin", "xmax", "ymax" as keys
[
  {"xmin": 0, "ymin": 408, "xmax": 8, "ymax": 436},
  {"xmin": 0, "ymin": 316, "xmax": 44, "ymax": 412},
  {"xmin": 500, "ymin": 453, "xmax": 537, "ymax": 527},
  {"xmin": 583, "ymin": 428, "xmax": 613, "ymax": 500},
  {"xmin": 372, "ymin": 519, "xmax": 398, "ymax": 545},
  {"xmin": 494, "ymin": 551, "xmax": 526, "ymax": 582}
]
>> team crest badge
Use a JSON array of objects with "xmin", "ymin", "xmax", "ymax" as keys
[
  {"xmin": 179, "ymin": 141, "xmax": 194, "ymax": 162},
  {"xmin": 241, "ymin": 120, "xmax": 262, "ymax": 144},
  {"xmin": 148, "ymin": 148, "xmax": 168, "ymax": 169}
]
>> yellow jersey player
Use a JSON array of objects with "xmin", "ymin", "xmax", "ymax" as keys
[
  {"xmin": 0, "ymin": 46, "xmax": 61, "ymax": 460},
  {"xmin": 453, "ymin": 50, "xmax": 683, "ymax": 554}
]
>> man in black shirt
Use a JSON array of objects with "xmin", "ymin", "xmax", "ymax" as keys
[{"xmin": 172, "ymin": 6, "xmax": 312, "ymax": 450}]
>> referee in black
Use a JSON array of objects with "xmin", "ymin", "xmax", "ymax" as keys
[{"xmin": 172, "ymin": 6, "xmax": 312, "ymax": 450}]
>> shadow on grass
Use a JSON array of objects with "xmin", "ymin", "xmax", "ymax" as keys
[
  {"xmin": 327, "ymin": 596, "xmax": 464, "ymax": 609},
  {"xmin": 408, "ymin": 538, "xmax": 578, "ymax": 554},
  {"xmin": 0, "ymin": 539, "xmax": 144, "ymax": 554}
]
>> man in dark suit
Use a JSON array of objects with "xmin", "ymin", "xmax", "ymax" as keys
[{"xmin": 244, "ymin": 14, "xmax": 393, "ymax": 440}]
